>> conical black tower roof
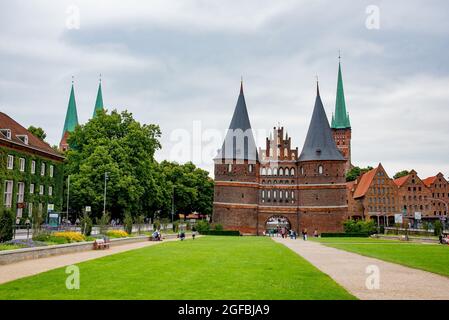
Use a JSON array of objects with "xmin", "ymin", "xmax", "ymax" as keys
[
  {"xmin": 215, "ymin": 82, "xmax": 258, "ymax": 161},
  {"xmin": 299, "ymin": 83, "xmax": 344, "ymax": 162}
]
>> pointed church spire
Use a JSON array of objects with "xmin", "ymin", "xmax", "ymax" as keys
[
  {"xmin": 331, "ymin": 58, "xmax": 351, "ymax": 129},
  {"xmin": 215, "ymin": 80, "xmax": 258, "ymax": 161},
  {"xmin": 93, "ymin": 74, "xmax": 104, "ymax": 117},
  {"xmin": 299, "ymin": 82, "xmax": 344, "ymax": 162},
  {"xmin": 62, "ymin": 79, "xmax": 79, "ymax": 138}
]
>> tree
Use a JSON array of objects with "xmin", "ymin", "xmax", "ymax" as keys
[
  {"xmin": 64, "ymin": 109, "xmax": 162, "ymax": 221},
  {"xmin": 0, "ymin": 209, "xmax": 14, "ymax": 242},
  {"xmin": 393, "ymin": 170, "xmax": 410, "ymax": 179},
  {"xmin": 346, "ymin": 166, "xmax": 373, "ymax": 182},
  {"xmin": 27, "ymin": 126, "xmax": 47, "ymax": 141}
]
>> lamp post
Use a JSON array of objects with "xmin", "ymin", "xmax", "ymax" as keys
[
  {"xmin": 171, "ymin": 185, "xmax": 175, "ymax": 224},
  {"xmin": 66, "ymin": 175, "xmax": 70, "ymax": 222},
  {"xmin": 103, "ymin": 172, "xmax": 109, "ymax": 216}
]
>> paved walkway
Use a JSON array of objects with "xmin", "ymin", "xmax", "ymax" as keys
[
  {"xmin": 0, "ymin": 238, "xmax": 178, "ymax": 285},
  {"xmin": 273, "ymin": 237, "xmax": 449, "ymax": 300}
]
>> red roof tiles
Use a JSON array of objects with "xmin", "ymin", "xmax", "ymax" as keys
[
  {"xmin": 393, "ymin": 175, "xmax": 409, "ymax": 187},
  {"xmin": 353, "ymin": 166, "xmax": 379, "ymax": 199},
  {"xmin": 0, "ymin": 112, "xmax": 63, "ymax": 159}
]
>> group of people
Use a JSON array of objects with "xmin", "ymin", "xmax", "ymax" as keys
[
  {"xmin": 266, "ymin": 226, "xmax": 319, "ymax": 240},
  {"xmin": 439, "ymin": 234, "xmax": 449, "ymax": 245}
]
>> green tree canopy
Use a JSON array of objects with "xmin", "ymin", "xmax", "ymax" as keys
[
  {"xmin": 346, "ymin": 166, "xmax": 374, "ymax": 182},
  {"xmin": 393, "ymin": 170, "xmax": 410, "ymax": 179},
  {"xmin": 65, "ymin": 109, "xmax": 162, "ymax": 220},
  {"xmin": 27, "ymin": 126, "xmax": 47, "ymax": 141},
  {"xmin": 64, "ymin": 109, "xmax": 214, "ymax": 222}
]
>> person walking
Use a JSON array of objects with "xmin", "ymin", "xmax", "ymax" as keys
[{"xmin": 304, "ymin": 228, "xmax": 308, "ymax": 241}]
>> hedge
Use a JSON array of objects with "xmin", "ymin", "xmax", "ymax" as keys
[
  {"xmin": 321, "ymin": 232, "xmax": 370, "ymax": 238},
  {"xmin": 199, "ymin": 230, "xmax": 240, "ymax": 236}
]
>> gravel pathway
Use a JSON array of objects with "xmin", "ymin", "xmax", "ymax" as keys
[
  {"xmin": 0, "ymin": 238, "xmax": 180, "ymax": 285},
  {"xmin": 273, "ymin": 237, "xmax": 449, "ymax": 300}
]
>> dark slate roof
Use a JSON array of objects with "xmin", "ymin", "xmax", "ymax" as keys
[
  {"xmin": 299, "ymin": 84, "xmax": 345, "ymax": 162},
  {"xmin": 215, "ymin": 83, "xmax": 258, "ymax": 161}
]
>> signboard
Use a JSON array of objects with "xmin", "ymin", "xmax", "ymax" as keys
[
  {"xmin": 394, "ymin": 214, "xmax": 403, "ymax": 224},
  {"xmin": 48, "ymin": 212, "xmax": 60, "ymax": 227},
  {"xmin": 85, "ymin": 206, "xmax": 91, "ymax": 212},
  {"xmin": 414, "ymin": 212, "xmax": 422, "ymax": 220}
]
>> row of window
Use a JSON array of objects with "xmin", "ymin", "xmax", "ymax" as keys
[
  {"xmin": 261, "ymin": 190, "xmax": 295, "ymax": 203},
  {"xmin": 368, "ymin": 206, "xmax": 398, "ymax": 213},
  {"xmin": 261, "ymin": 180, "xmax": 295, "ymax": 185},
  {"xmin": 6, "ymin": 155, "xmax": 54, "ymax": 177},
  {"xmin": 433, "ymin": 193, "xmax": 449, "ymax": 198},
  {"xmin": 369, "ymin": 197, "xmax": 396, "ymax": 205},
  {"xmin": 3, "ymin": 180, "xmax": 54, "ymax": 208},
  {"xmin": 260, "ymin": 167, "xmax": 296, "ymax": 176}
]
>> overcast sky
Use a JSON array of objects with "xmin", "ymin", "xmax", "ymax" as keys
[{"xmin": 1, "ymin": 0, "xmax": 448, "ymax": 179}]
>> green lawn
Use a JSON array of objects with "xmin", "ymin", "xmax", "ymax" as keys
[
  {"xmin": 0, "ymin": 236, "xmax": 354, "ymax": 300},
  {"xmin": 313, "ymin": 237, "xmax": 449, "ymax": 278}
]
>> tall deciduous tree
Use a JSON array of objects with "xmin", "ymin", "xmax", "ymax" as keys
[
  {"xmin": 65, "ymin": 110, "xmax": 162, "ymax": 220},
  {"xmin": 27, "ymin": 126, "xmax": 47, "ymax": 141}
]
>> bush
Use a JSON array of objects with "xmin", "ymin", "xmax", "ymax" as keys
[
  {"xmin": 153, "ymin": 219, "xmax": 161, "ymax": 231},
  {"xmin": 134, "ymin": 215, "xmax": 145, "ymax": 234},
  {"xmin": 106, "ymin": 230, "xmax": 129, "ymax": 238},
  {"xmin": 80, "ymin": 213, "xmax": 93, "ymax": 236},
  {"xmin": 214, "ymin": 224, "xmax": 224, "ymax": 231},
  {"xmin": 97, "ymin": 212, "xmax": 110, "ymax": 235},
  {"xmin": 53, "ymin": 231, "xmax": 86, "ymax": 242},
  {"xmin": 124, "ymin": 213, "xmax": 133, "ymax": 234},
  {"xmin": 343, "ymin": 219, "xmax": 376, "ymax": 234},
  {"xmin": 0, "ymin": 209, "xmax": 14, "ymax": 242},
  {"xmin": 321, "ymin": 232, "xmax": 369, "ymax": 238},
  {"xmin": 434, "ymin": 220, "xmax": 443, "ymax": 236},
  {"xmin": 195, "ymin": 220, "xmax": 210, "ymax": 232},
  {"xmin": 199, "ymin": 230, "xmax": 240, "ymax": 236}
]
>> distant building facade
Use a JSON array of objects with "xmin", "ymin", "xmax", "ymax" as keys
[{"xmin": 0, "ymin": 112, "xmax": 65, "ymax": 220}]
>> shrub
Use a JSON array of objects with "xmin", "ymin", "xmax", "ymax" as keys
[
  {"xmin": 97, "ymin": 212, "xmax": 110, "ymax": 235},
  {"xmin": 53, "ymin": 231, "xmax": 86, "ymax": 243},
  {"xmin": 106, "ymin": 230, "xmax": 129, "ymax": 238},
  {"xmin": 343, "ymin": 219, "xmax": 376, "ymax": 234},
  {"xmin": 0, "ymin": 209, "xmax": 14, "ymax": 242},
  {"xmin": 214, "ymin": 224, "xmax": 224, "ymax": 231},
  {"xmin": 134, "ymin": 215, "xmax": 145, "ymax": 234},
  {"xmin": 195, "ymin": 220, "xmax": 210, "ymax": 232},
  {"xmin": 80, "ymin": 213, "xmax": 93, "ymax": 236},
  {"xmin": 153, "ymin": 219, "xmax": 161, "ymax": 231},
  {"xmin": 434, "ymin": 220, "xmax": 443, "ymax": 236},
  {"xmin": 124, "ymin": 213, "xmax": 133, "ymax": 234}
]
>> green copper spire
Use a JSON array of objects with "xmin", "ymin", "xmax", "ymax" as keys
[
  {"xmin": 331, "ymin": 61, "xmax": 351, "ymax": 129},
  {"xmin": 93, "ymin": 77, "xmax": 104, "ymax": 117},
  {"xmin": 62, "ymin": 81, "xmax": 79, "ymax": 138}
]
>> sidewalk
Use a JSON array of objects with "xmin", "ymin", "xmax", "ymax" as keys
[
  {"xmin": 273, "ymin": 237, "xmax": 449, "ymax": 300},
  {"xmin": 0, "ymin": 238, "xmax": 175, "ymax": 285}
]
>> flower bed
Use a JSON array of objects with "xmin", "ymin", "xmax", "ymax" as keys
[{"xmin": 106, "ymin": 230, "xmax": 129, "ymax": 238}]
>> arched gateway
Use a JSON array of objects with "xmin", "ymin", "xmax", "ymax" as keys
[{"xmin": 265, "ymin": 215, "xmax": 291, "ymax": 234}]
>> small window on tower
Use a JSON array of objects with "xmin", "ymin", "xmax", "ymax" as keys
[
  {"xmin": 248, "ymin": 164, "xmax": 253, "ymax": 173},
  {"xmin": 318, "ymin": 165, "xmax": 323, "ymax": 175},
  {"xmin": 227, "ymin": 164, "xmax": 232, "ymax": 173}
]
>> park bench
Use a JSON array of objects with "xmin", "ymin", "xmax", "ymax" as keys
[{"xmin": 93, "ymin": 238, "xmax": 110, "ymax": 250}]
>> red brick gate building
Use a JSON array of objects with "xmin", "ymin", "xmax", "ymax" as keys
[{"xmin": 213, "ymin": 62, "xmax": 351, "ymax": 235}]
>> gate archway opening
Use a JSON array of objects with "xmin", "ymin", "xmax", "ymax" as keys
[{"xmin": 265, "ymin": 215, "xmax": 291, "ymax": 236}]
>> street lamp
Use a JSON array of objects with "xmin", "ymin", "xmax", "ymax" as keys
[
  {"xmin": 66, "ymin": 175, "xmax": 70, "ymax": 222},
  {"xmin": 171, "ymin": 185, "xmax": 175, "ymax": 223},
  {"xmin": 103, "ymin": 172, "xmax": 109, "ymax": 216}
]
